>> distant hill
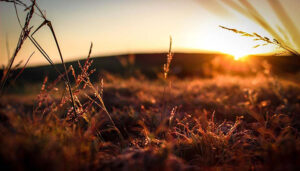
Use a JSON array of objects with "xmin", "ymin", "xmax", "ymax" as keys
[{"xmin": 1, "ymin": 53, "xmax": 299, "ymax": 83}]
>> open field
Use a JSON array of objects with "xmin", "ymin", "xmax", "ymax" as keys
[{"xmin": 1, "ymin": 71, "xmax": 299, "ymax": 170}]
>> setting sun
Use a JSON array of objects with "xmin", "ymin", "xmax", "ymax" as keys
[
  {"xmin": 231, "ymin": 52, "xmax": 248, "ymax": 60},
  {"xmin": 234, "ymin": 55, "xmax": 245, "ymax": 60}
]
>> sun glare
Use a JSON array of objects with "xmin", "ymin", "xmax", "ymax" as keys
[
  {"xmin": 230, "ymin": 51, "xmax": 248, "ymax": 61},
  {"xmin": 233, "ymin": 54, "xmax": 246, "ymax": 60}
]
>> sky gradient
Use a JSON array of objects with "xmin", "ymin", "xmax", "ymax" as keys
[{"xmin": 0, "ymin": 0, "xmax": 299, "ymax": 66}]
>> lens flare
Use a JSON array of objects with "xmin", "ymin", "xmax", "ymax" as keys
[
  {"xmin": 233, "ymin": 55, "xmax": 246, "ymax": 60},
  {"xmin": 230, "ymin": 51, "xmax": 248, "ymax": 61}
]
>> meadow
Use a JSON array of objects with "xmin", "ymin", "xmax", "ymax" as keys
[
  {"xmin": 1, "ymin": 0, "xmax": 300, "ymax": 170},
  {"xmin": 1, "ymin": 57, "xmax": 300, "ymax": 170}
]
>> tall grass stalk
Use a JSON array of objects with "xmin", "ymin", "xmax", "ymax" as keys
[
  {"xmin": 0, "ymin": 0, "xmax": 35, "ymax": 96},
  {"xmin": 76, "ymin": 43, "xmax": 125, "ymax": 143},
  {"xmin": 161, "ymin": 36, "xmax": 173, "ymax": 122},
  {"xmin": 222, "ymin": 0, "xmax": 300, "ymax": 54},
  {"xmin": 219, "ymin": 25, "xmax": 299, "ymax": 56},
  {"xmin": 0, "ymin": 0, "xmax": 78, "ymax": 116}
]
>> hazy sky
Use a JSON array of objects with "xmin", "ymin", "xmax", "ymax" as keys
[{"xmin": 0, "ymin": 0, "xmax": 299, "ymax": 66}]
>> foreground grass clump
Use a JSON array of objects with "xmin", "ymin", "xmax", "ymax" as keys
[{"xmin": 0, "ymin": 73, "xmax": 299, "ymax": 170}]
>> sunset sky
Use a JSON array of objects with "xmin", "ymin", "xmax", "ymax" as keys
[{"xmin": 0, "ymin": 0, "xmax": 299, "ymax": 66}]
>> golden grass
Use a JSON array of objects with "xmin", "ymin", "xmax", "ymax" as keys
[
  {"xmin": 221, "ymin": 0, "xmax": 300, "ymax": 55},
  {"xmin": 1, "ymin": 73, "xmax": 299, "ymax": 170}
]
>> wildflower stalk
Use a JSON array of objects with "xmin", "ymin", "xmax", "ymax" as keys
[{"xmin": 161, "ymin": 36, "xmax": 173, "ymax": 122}]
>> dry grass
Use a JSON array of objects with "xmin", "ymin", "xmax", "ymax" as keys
[
  {"xmin": 222, "ymin": 0, "xmax": 300, "ymax": 52},
  {"xmin": 0, "ymin": 0, "xmax": 77, "ymax": 116},
  {"xmin": 1, "ymin": 67, "xmax": 299, "ymax": 170},
  {"xmin": 219, "ymin": 25, "xmax": 299, "ymax": 56},
  {"xmin": 220, "ymin": 0, "xmax": 300, "ymax": 57},
  {"xmin": 0, "ymin": 0, "xmax": 35, "ymax": 95}
]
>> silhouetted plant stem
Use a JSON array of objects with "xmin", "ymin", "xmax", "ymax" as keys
[
  {"xmin": 161, "ymin": 36, "xmax": 173, "ymax": 122},
  {"xmin": 0, "ymin": 0, "xmax": 35, "ymax": 96}
]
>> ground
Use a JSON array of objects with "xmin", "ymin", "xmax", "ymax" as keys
[{"xmin": 0, "ymin": 73, "xmax": 299, "ymax": 170}]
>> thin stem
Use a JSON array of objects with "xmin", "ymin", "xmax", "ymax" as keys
[{"xmin": 47, "ymin": 21, "xmax": 78, "ymax": 118}]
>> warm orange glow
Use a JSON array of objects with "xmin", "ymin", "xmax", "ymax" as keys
[
  {"xmin": 232, "ymin": 53, "xmax": 248, "ymax": 61},
  {"xmin": 0, "ymin": 0, "xmax": 298, "ymax": 67},
  {"xmin": 234, "ymin": 55, "xmax": 243, "ymax": 60},
  {"xmin": 225, "ymin": 49, "xmax": 250, "ymax": 61}
]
